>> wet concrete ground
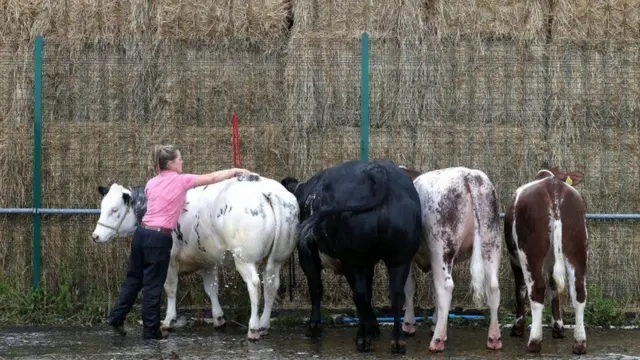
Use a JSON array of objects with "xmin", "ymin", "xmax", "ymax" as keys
[{"xmin": 1, "ymin": 323, "xmax": 639, "ymax": 359}]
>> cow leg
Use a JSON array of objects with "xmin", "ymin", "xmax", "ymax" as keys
[
  {"xmin": 402, "ymin": 266, "xmax": 417, "ymax": 336},
  {"xmin": 344, "ymin": 265, "xmax": 376, "ymax": 353},
  {"xmin": 160, "ymin": 261, "xmax": 178, "ymax": 331},
  {"xmin": 519, "ymin": 252, "xmax": 546, "ymax": 353},
  {"xmin": 429, "ymin": 260, "xmax": 453, "ymax": 352},
  {"xmin": 259, "ymin": 259, "xmax": 283, "ymax": 336},
  {"xmin": 509, "ymin": 260, "xmax": 528, "ymax": 337},
  {"xmin": 484, "ymin": 249, "xmax": 502, "ymax": 350},
  {"xmin": 202, "ymin": 265, "xmax": 226, "ymax": 329},
  {"xmin": 365, "ymin": 266, "xmax": 380, "ymax": 338},
  {"xmin": 234, "ymin": 258, "xmax": 262, "ymax": 341},
  {"xmin": 548, "ymin": 275, "xmax": 565, "ymax": 339},
  {"xmin": 387, "ymin": 263, "xmax": 411, "ymax": 354},
  {"xmin": 567, "ymin": 257, "xmax": 587, "ymax": 354},
  {"xmin": 298, "ymin": 245, "xmax": 324, "ymax": 338},
  {"xmin": 430, "ymin": 293, "xmax": 438, "ymax": 335}
]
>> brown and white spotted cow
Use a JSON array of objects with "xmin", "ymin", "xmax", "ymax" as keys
[
  {"xmin": 504, "ymin": 167, "xmax": 588, "ymax": 354},
  {"xmin": 399, "ymin": 166, "xmax": 503, "ymax": 352}
]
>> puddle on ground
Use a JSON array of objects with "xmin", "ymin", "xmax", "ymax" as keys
[{"xmin": 0, "ymin": 324, "xmax": 639, "ymax": 359}]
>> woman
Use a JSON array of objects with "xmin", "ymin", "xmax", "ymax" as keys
[{"xmin": 107, "ymin": 144, "xmax": 252, "ymax": 340}]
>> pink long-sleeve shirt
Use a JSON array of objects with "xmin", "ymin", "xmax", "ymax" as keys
[{"xmin": 141, "ymin": 170, "xmax": 197, "ymax": 229}]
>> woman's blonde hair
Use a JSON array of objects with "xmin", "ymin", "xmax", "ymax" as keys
[{"xmin": 151, "ymin": 144, "xmax": 178, "ymax": 174}]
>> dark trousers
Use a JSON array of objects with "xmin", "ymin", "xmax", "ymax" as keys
[{"xmin": 107, "ymin": 227, "xmax": 173, "ymax": 339}]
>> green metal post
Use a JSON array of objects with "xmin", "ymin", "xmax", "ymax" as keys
[
  {"xmin": 32, "ymin": 34, "xmax": 43, "ymax": 291},
  {"xmin": 360, "ymin": 32, "xmax": 370, "ymax": 162}
]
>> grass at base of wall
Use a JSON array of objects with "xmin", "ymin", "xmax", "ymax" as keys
[{"xmin": 0, "ymin": 279, "xmax": 636, "ymax": 329}]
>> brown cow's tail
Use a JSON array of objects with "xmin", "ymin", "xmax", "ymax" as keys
[{"xmin": 551, "ymin": 180, "xmax": 567, "ymax": 294}]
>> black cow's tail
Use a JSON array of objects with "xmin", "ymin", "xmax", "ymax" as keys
[{"xmin": 298, "ymin": 163, "xmax": 390, "ymax": 252}]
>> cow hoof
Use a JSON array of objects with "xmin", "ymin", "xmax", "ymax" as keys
[
  {"xmin": 355, "ymin": 336, "xmax": 372, "ymax": 352},
  {"xmin": 160, "ymin": 319, "xmax": 174, "ymax": 331},
  {"xmin": 527, "ymin": 339, "xmax": 542, "ymax": 353},
  {"xmin": 213, "ymin": 316, "xmax": 226, "ymax": 329},
  {"xmin": 510, "ymin": 326, "xmax": 525, "ymax": 337},
  {"xmin": 573, "ymin": 340, "xmax": 587, "ymax": 355},
  {"xmin": 402, "ymin": 322, "xmax": 417, "ymax": 337},
  {"xmin": 429, "ymin": 338, "xmax": 445, "ymax": 352},
  {"xmin": 258, "ymin": 327, "xmax": 269, "ymax": 336},
  {"xmin": 487, "ymin": 337, "xmax": 503, "ymax": 350},
  {"xmin": 305, "ymin": 322, "xmax": 323, "ymax": 339},
  {"xmin": 247, "ymin": 328, "xmax": 261, "ymax": 341},
  {"xmin": 552, "ymin": 325, "xmax": 565, "ymax": 339},
  {"xmin": 390, "ymin": 340, "xmax": 407, "ymax": 354}
]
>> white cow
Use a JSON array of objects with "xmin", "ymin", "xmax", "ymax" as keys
[
  {"xmin": 90, "ymin": 174, "xmax": 300, "ymax": 340},
  {"xmin": 398, "ymin": 166, "xmax": 503, "ymax": 352}
]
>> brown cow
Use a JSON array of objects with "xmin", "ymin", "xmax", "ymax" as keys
[
  {"xmin": 504, "ymin": 167, "xmax": 588, "ymax": 354},
  {"xmin": 398, "ymin": 166, "xmax": 503, "ymax": 352}
]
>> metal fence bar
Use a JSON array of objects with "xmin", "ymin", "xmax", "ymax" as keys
[
  {"xmin": 32, "ymin": 34, "xmax": 44, "ymax": 291},
  {"xmin": 360, "ymin": 32, "xmax": 370, "ymax": 161},
  {"xmin": 2, "ymin": 208, "xmax": 640, "ymax": 220},
  {"xmin": 0, "ymin": 208, "xmax": 100, "ymax": 215}
]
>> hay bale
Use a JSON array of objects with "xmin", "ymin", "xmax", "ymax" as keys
[
  {"xmin": 49, "ymin": 1, "xmax": 148, "ymax": 44},
  {"xmin": 552, "ymin": 0, "xmax": 640, "ymax": 41},
  {"xmin": 0, "ymin": 0, "xmax": 50, "ymax": 42},
  {"xmin": 155, "ymin": 0, "xmax": 291, "ymax": 50},
  {"xmin": 430, "ymin": 0, "xmax": 548, "ymax": 43},
  {"xmin": 38, "ymin": 40, "xmax": 286, "ymax": 132},
  {"xmin": 289, "ymin": 0, "xmax": 431, "ymax": 39},
  {"xmin": 370, "ymin": 40, "xmax": 549, "ymax": 183},
  {"xmin": 283, "ymin": 34, "xmax": 362, "ymax": 176},
  {"xmin": 1, "ymin": 0, "xmax": 290, "ymax": 49},
  {"xmin": 548, "ymin": 42, "xmax": 640, "ymax": 113},
  {"xmin": 0, "ymin": 42, "xmax": 33, "ymax": 208},
  {"xmin": 0, "ymin": 1, "xmax": 150, "ymax": 45},
  {"xmin": 547, "ymin": 42, "xmax": 640, "ymax": 214},
  {"xmin": 157, "ymin": 44, "xmax": 287, "ymax": 128}
]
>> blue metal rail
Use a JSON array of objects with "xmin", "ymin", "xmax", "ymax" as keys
[{"xmin": 1, "ymin": 208, "xmax": 639, "ymax": 220}]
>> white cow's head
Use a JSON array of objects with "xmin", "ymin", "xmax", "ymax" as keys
[{"xmin": 91, "ymin": 184, "xmax": 139, "ymax": 243}]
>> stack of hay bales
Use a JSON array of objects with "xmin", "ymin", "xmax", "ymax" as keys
[{"xmin": 1, "ymin": 0, "xmax": 639, "ymax": 314}]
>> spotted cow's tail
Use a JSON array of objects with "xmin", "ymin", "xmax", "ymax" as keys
[
  {"xmin": 298, "ymin": 163, "xmax": 390, "ymax": 252},
  {"xmin": 466, "ymin": 173, "xmax": 501, "ymax": 308}
]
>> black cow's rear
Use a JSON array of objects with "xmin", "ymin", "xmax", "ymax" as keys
[{"xmin": 281, "ymin": 159, "xmax": 423, "ymax": 354}]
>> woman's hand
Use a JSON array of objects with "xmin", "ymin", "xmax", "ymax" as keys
[{"xmin": 232, "ymin": 168, "xmax": 252, "ymax": 177}]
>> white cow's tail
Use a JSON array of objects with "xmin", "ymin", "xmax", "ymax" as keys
[
  {"xmin": 262, "ymin": 190, "xmax": 297, "ymax": 262},
  {"xmin": 551, "ymin": 218, "xmax": 566, "ymax": 294},
  {"xmin": 262, "ymin": 192, "xmax": 282, "ymax": 260}
]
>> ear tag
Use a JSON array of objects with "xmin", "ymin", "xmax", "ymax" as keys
[{"xmin": 565, "ymin": 176, "xmax": 573, "ymax": 186}]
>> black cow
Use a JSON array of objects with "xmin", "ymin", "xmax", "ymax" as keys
[{"xmin": 281, "ymin": 159, "xmax": 423, "ymax": 354}]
